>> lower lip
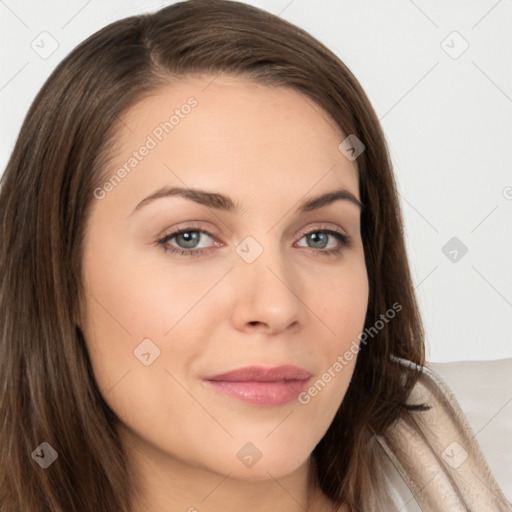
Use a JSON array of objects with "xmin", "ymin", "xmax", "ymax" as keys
[{"xmin": 204, "ymin": 379, "xmax": 310, "ymax": 406}]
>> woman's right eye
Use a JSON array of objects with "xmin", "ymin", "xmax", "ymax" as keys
[{"xmin": 157, "ymin": 228, "xmax": 218, "ymax": 256}]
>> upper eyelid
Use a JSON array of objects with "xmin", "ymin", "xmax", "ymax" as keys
[
  {"xmin": 163, "ymin": 222, "xmax": 346, "ymax": 235},
  {"xmin": 159, "ymin": 222, "xmax": 218, "ymax": 238}
]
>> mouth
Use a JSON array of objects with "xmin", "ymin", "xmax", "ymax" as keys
[{"xmin": 203, "ymin": 365, "xmax": 313, "ymax": 407}]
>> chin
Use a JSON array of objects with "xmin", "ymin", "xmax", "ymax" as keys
[
  {"xmin": 217, "ymin": 458, "xmax": 309, "ymax": 482},
  {"xmin": 196, "ymin": 439, "xmax": 312, "ymax": 482}
]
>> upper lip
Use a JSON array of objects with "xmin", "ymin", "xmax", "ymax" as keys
[{"xmin": 205, "ymin": 365, "xmax": 313, "ymax": 382}]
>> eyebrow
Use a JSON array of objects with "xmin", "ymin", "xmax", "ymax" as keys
[{"xmin": 131, "ymin": 186, "xmax": 363, "ymax": 215}]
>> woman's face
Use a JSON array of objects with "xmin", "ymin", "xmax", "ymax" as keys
[{"xmin": 81, "ymin": 75, "xmax": 369, "ymax": 481}]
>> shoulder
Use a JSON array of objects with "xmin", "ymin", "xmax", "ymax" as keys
[{"xmin": 374, "ymin": 358, "xmax": 512, "ymax": 512}]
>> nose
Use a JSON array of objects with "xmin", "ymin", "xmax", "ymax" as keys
[{"xmin": 230, "ymin": 243, "xmax": 304, "ymax": 336}]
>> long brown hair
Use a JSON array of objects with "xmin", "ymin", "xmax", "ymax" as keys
[{"xmin": 0, "ymin": 1, "xmax": 425, "ymax": 510}]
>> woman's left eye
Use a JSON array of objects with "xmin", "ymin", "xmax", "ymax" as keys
[
  {"xmin": 157, "ymin": 227, "xmax": 349, "ymax": 257},
  {"xmin": 295, "ymin": 230, "xmax": 349, "ymax": 255}
]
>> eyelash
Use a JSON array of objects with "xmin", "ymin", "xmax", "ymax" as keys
[{"xmin": 156, "ymin": 224, "xmax": 351, "ymax": 258}]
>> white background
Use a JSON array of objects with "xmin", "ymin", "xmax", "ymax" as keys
[{"xmin": 1, "ymin": 0, "xmax": 511, "ymax": 362}]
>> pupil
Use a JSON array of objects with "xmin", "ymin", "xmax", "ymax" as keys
[
  {"xmin": 309, "ymin": 232, "xmax": 327, "ymax": 248},
  {"xmin": 177, "ymin": 231, "xmax": 199, "ymax": 248}
]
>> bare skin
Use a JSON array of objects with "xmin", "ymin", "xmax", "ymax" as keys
[{"xmin": 81, "ymin": 74, "xmax": 365, "ymax": 511}]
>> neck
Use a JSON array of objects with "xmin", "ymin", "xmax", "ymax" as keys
[{"xmin": 124, "ymin": 434, "xmax": 341, "ymax": 512}]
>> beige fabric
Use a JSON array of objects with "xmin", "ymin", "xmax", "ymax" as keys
[
  {"xmin": 427, "ymin": 358, "xmax": 512, "ymax": 500},
  {"xmin": 375, "ymin": 358, "xmax": 512, "ymax": 511}
]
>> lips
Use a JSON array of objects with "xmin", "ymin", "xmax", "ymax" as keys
[{"xmin": 203, "ymin": 365, "xmax": 312, "ymax": 406}]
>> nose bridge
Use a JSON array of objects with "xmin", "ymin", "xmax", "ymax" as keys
[{"xmin": 232, "ymin": 233, "xmax": 302, "ymax": 332}]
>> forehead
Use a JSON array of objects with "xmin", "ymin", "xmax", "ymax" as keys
[{"xmin": 101, "ymin": 74, "xmax": 359, "ymax": 211}]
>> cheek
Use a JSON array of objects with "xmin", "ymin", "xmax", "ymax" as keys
[
  {"xmin": 83, "ymin": 240, "xmax": 232, "ymax": 339},
  {"xmin": 80, "ymin": 241, "xmax": 231, "ymax": 406},
  {"xmin": 80, "ymin": 250, "xmax": 214, "ymax": 461},
  {"xmin": 308, "ymin": 254, "xmax": 369, "ymax": 350},
  {"xmin": 302, "ymin": 256, "xmax": 368, "ymax": 398}
]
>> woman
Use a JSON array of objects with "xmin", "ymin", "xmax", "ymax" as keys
[{"xmin": 0, "ymin": 1, "xmax": 509, "ymax": 511}]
